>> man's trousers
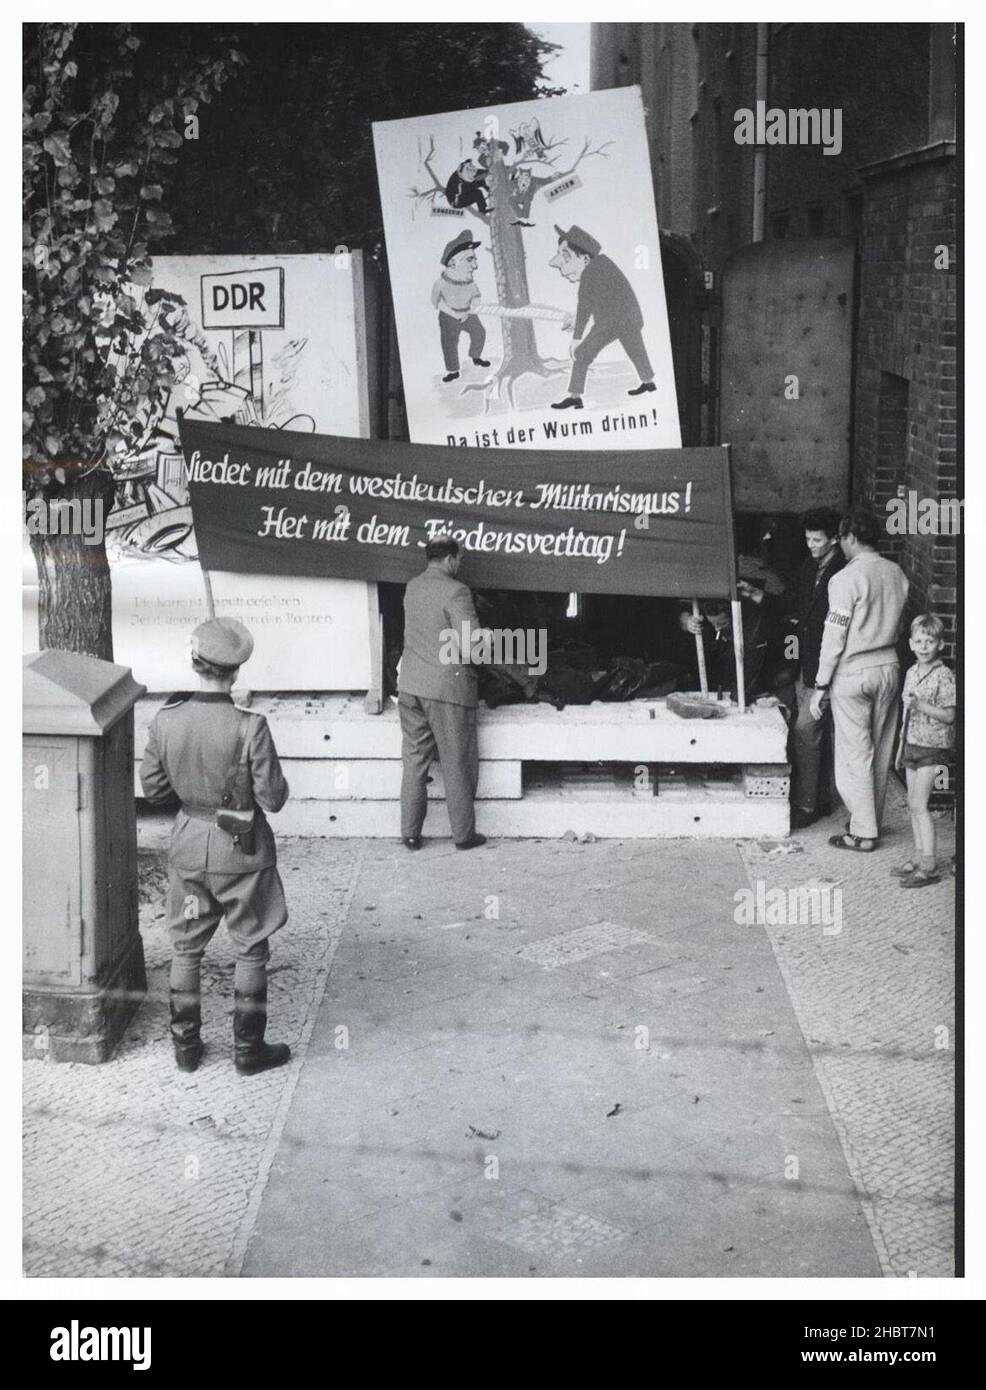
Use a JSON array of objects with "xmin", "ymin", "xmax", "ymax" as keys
[
  {"xmin": 569, "ymin": 323, "xmax": 653, "ymax": 396},
  {"xmin": 439, "ymin": 312, "xmax": 485, "ymax": 373},
  {"xmin": 399, "ymin": 693, "xmax": 478, "ymax": 843},
  {"xmin": 830, "ymin": 664, "xmax": 900, "ymax": 840},
  {"xmin": 790, "ymin": 676, "xmax": 835, "ymax": 813}
]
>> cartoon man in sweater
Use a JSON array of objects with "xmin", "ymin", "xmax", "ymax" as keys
[
  {"xmin": 549, "ymin": 224, "xmax": 656, "ymax": 410},
  {"xmin": 431, "ymin": 230, "xmax": 492, "ymax": 384}
]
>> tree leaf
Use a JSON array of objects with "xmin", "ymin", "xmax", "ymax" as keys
[{"xmin": 42, "ymin": 132, "xmax": 72, "ymax": 166}]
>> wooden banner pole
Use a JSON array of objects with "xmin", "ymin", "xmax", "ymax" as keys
[
  {"xmin": 201, "ymin": 567, "xmax": 216, "ymax": 620},
  {"xmin": 731, "ymin": 598, "xmax": 746, "ymax": 713},
  {"xmin": 691, "ymin": 599, "xmax": 709, "ymax": 697}
]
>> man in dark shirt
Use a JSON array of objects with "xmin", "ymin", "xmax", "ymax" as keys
[
  {"xmin": 788, "ymin": 507, "xmax": 847, "ymax": 828},
  {"xmin": 549, "ymin": 224, "xmax": 655, "ymax": 409}
]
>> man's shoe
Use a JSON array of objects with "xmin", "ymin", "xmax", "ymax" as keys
[
  {"xmin": 472, "ymin": 357, "xmax": 491, "ymax": 367},
  {"xmin": 233, "ymin": 988, "xmax": 291, "ymax": 1076},
  {"xmin": 455, "ymin": 833, "xmax": 487, "ymax": 850},
  {"xmin": 552, "ymin": 396, "xmax": 583, "ymax": 410},
  {"xmin": 628, "ymin": 380, "xmax": 656, "ymax": 396},
  {"xmin": 403, "ymin": 835, "xmax": 423, "ymax": 851},
  {"xmin": 442, "ymin": 371, "xmax": 459, "ymax": 383},
  {"xmin": 899, "ymin": 868, "xmax": 942, "ymax": 889},
  {"xmin": 790, "ymin": 806, "xmax": 819, "ymax": 830}
]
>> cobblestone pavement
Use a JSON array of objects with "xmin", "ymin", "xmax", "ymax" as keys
[
  {"xmin": 23, "ymin": 838, "xmax": 361, "ymax": 1278},
  {"xmin": 23, "ymin": 782, "xmax": 954, "ymax": 1281},
  {"xmin": 738, "ymin": 782, "xmax": 956, "ymax": 1279}
]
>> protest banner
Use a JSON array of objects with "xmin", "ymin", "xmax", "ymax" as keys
[
  {"xmin": 179, "ymin": 417, "xmax": 737, "ymax": 600},
  {"xmin": 372, "ymin": 87, "xmax": 681, "ymax": 450}
]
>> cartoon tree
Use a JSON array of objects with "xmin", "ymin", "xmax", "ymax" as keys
[{"xmin": 412, "ymin": 125, "xmax": 612, "ymax": 405}]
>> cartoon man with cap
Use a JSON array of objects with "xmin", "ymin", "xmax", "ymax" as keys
[
  {"xmin": 549, "ymin": 224, "xmax": 656, "ymax": 409},
  {"xmin": 431, "ymin": 229, "xmax": 492, "ymax": 383},
  {"xmin": 140, "ymin": 616, "xmax": 292, "ymax": 1076}
]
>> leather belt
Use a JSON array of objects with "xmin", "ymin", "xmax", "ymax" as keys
[{"xmin": 181, "ymin": 803, "xmax": 220, "ymax": 821}]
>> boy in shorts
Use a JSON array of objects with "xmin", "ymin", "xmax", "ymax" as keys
[{"xmin": 894, "ymin": 614, "xmax": 956, "ymax": 888}]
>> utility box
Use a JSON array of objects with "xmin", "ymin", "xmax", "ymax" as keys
[{"xmin": 23, "ymin": 649, "xmax": 148, "ymax": 1063}]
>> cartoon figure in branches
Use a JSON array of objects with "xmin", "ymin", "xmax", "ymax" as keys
[{"xmin": 444, "ymin": 158, "xmax": 491, "ymax": 215}]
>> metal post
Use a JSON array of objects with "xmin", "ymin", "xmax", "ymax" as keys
[{"xmin": 752, "ymin": 23, "xmax": 769, "ymax": 243}]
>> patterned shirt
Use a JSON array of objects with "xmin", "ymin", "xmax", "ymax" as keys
[{"xmin": 902, "ymin": 661, "xmax": 956, "ymax": 749}]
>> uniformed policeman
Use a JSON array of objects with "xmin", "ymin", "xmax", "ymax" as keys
[{"xmin": 140, "ymin": 617, "xmax": 292, "ymax": 1075}]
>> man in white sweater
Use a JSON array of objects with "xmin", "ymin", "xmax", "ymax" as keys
[{"xmin": 810, "ymin": 508, "xmax": 909, "ymax": 850}]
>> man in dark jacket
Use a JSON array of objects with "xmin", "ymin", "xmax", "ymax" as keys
[
  {"xmin": 788, "ymin": 507, "xmax": 847, "ymax": 828},
  {"xmin": 398, "ymin": 538, "xmax": 490, "ymax": 851},
  {"xmin": 549, "ymin": 225, "xmax": 655, "ymax": 409}
]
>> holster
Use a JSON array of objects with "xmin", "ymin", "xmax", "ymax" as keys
[{"xmin": 215, "ymin": 806, "xmax": 257, "ymax": 854}]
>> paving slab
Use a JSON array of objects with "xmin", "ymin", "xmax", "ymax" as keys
[{"xmin": 241, "ymin": 836, "xmax": 884, "ymax": 1278}]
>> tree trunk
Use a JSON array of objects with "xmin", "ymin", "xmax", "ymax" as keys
[
  {"xmin": 27, "ymin": 465, "xmax": 115, "ymax": 662},
  {"xmin": 486, "ymin": 147, "xmax": 547, "ymax": 381}
]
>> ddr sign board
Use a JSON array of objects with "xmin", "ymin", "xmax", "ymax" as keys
[{"xmin": 200, "ymin": 266, "xmax": 285, "ymax": 329}]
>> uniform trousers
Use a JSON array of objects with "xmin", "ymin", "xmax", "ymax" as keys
[
  {"xmin": 830, "ymin": 664, "xmax": 900, "ymax": 841},
  {"xmin": 167, "ymin": 865, "xmax": 288, "ymax": 997},
  {"xmin": 399, "ymin": 693, "xmax": 478, "ymax": 843}
]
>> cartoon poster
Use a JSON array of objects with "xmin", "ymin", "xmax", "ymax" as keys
[
  {"xmin": 23, "ymin": 252, "xmax": 376, "ymax": 692},
  {"xmin": 373, "ymin": 86, "xmax": 681, "ymax": 451}
]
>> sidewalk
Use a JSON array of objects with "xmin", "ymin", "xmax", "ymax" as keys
[{"xmin": 23, "ymin": 784, "xmax": 954, "ymax": 1280}]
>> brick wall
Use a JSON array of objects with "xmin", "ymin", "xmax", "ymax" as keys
[{"xmin": 852, "ymin": 151, "xmax": 958, "ymax": 658}]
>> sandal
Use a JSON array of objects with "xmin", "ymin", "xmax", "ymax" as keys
[
  {"xmin": 890, "ymin": 862, "xmax": 918, "ymax": 877},
  {"xmin": 900, "ymin": 868, "xmax": 942, "ymax": 888},
  {"xmin": 829, "ymin": 832, "xmax": 877, "ymax": 852}
]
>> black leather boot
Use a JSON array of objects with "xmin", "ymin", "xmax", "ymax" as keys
[
  {"xmin": 233, "ymin": 987, "xmax": 291, "ymax": 1076},
  {"xmin": 170, "ymin": 989, "xmax": 204, "ymax": 1073}
]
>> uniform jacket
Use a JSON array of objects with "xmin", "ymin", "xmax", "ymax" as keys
[
  {"xmin": 574, "ymin": 254, "xmax": 644, "ymax": 339},
  {"xmin": 816, "ymin": 551, "xmax": 909, "ymax": 686},
  {"xmin": 792, "ymin": 546, "xmax": 847, "ymax": 687},
  {"xmin": 140, "ymin": 692, "xmax": 289, "ymax": 872},
  {"xmin": 398, "ymin": 567, "xmax": 480, "ymax": 707}
]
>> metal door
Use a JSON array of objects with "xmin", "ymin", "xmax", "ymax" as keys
[{"xmin": 719, "ymin": 238, "xmax": 855, "ymax": 513}]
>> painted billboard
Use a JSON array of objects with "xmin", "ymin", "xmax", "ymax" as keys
[{"xmin": 373, "ymin": 86, "xmax": 681, "ymax": 451}]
